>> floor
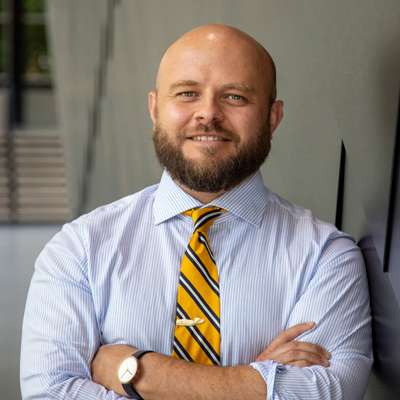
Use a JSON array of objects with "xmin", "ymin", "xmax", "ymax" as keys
[{"xmin": 0, "ymin": 225, "xmax": 60, "ymax": 400}]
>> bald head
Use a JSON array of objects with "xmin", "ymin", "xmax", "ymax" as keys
[
  {"xmin": 156, "ymin": 24, "xmax": 277, "ymax": 103},
  {"xmin": 148, "ymin": 24, "xmax": 284, "ymax": 198}
]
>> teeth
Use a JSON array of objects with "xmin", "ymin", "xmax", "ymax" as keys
[{"xmin": 191, "ymin": 136, "xmax": 224, "ymax": 141}]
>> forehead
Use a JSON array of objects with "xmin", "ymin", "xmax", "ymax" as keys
[{"xmin": 157, "ymin": 38, "xmax": 269, "ymax": 92}]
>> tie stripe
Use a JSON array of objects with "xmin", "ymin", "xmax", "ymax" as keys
[
  {"xmin": 185, "ymin": 245, "xmax": 220, "ymax": 295},
  {"xmin": 197, "ymin": 232, "xmax": 216, "ymax": 264},
  {"xmin": 194, "ymin": 208, "xmax": 223, "ymax": 230},
  {"xmin": 173, "ymin": 206, "xmax": 224, "ymax": 365},
  {"xmin": 179, "ymin": 272, "xmax": 220, "ymax": 330},
  {"xmin": 173, "ymin": 337, "xmax": 194, "ymax": 362},
  {"xmin": 175, "ymin": 305, "xmax": 220, "ymax": 365}
]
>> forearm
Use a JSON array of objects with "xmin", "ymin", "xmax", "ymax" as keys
[
  {"xmin": 268, "ymin": 354, "xmax": 372, "ymax": 400},
  {"xmin": 21, "ymin": 376, "xmax": 127, "ymax": 400},
  {"xmin": 136, "ymin": 352, "xmax": 267, "ymax": 400}
]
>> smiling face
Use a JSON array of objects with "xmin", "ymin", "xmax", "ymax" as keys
[{"xmin": 149, "ymin": 25, "xmax": 283, "ymax": 195}]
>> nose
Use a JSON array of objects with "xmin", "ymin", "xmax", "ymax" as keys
[{"xmin": 193, "ymin": 95, "xmax": 224, "ymax": 126}]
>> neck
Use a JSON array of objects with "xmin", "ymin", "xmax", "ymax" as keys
[{"xmin": 177, "ymin": 182, "xmax": 226, "ymax": 204}]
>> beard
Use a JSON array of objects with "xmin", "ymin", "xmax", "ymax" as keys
[{"xmin": 152, "ymin": 120, "xmax": 271, "ymax": 193}]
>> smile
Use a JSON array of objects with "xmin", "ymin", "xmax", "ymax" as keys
[{"xmin": 190, "ymin": 136, "xmax": 229, "ymax": 142}]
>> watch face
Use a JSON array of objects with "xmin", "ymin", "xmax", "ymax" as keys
[{"xmin": 118, "ymin": 356, "xmax": 138, "ymax": 384}]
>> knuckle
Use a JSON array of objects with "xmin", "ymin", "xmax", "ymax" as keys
[{"xmin": 315, "ymin": 345, "xmax": 325, "ymax": 354}]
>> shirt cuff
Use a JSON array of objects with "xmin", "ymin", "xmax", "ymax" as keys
[{"xmin": 250, "ymin": 359, "xmax": 284, "ymax": 400}]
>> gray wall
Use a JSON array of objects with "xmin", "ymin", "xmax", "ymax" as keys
[{"xmin": 43, "ymin": 0, "xmax": 400, "ymax": 398}]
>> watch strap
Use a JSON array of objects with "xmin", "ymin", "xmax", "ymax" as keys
[
  {"xmin": 133, "ymin": 350, "xmax": 153, "ymax": 360},
  {"xmin": 122, "ymin": 350, "xmax": 154, "ymax": 399}
]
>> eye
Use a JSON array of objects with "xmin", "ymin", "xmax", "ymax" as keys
[
  {"xmin": 228, "ymin": 94, "xmax": 243, "ymax": 100},
  {"xmin": 224, "ymin": 93, "xmax": 247, "ymax": 104},
  {"xmin": 176, "ymin": 91, "xmax": 198, "ymax": 98}
]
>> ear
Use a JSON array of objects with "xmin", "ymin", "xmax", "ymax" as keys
[
  {"xmin": 148, "ymin": 90, "xmax": 158, "ymax": 127},
  {"xmin": 269, "ymin": 100, "xmax": 284, "ymax": 138}
]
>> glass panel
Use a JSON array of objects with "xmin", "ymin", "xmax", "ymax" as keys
[
  {"xmin": 23, "ymin": 23, "xmax": 50, "ymax": 79},
  {"xmin": 23, "ymin": 0, "xmax": 45, "ymax": 13}
]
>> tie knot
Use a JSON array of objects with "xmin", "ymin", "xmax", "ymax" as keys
[{"xmin": 184, "ymin": 206, "xmax": 224, "ymax": 232}]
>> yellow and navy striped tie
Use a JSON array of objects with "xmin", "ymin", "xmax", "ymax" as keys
[{"xmin": 172, "ymin": 206, "xmax": 224, "ymax": 365}]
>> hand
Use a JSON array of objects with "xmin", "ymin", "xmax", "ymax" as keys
[
  {"xmin": 91, "ymin": 344, "xmax": 138, "ymax": 395},
  {"xmin": 256, "ymin": 322, "xmax": 331, "ymax": 368}
]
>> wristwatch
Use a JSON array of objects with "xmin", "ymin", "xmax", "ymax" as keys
[{"xmin": 117, "ymin": 350, "xmax": 154, "ymax": 399}]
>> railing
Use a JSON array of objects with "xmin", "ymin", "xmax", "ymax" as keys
[{"xmin": 0, "ymin": 132, "xmax": 72, "ymax": 224}]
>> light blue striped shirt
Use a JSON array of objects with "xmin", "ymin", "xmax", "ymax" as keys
[{"xmin": 21, "ymin": 170, "xmax": 372, "ymax": 399}]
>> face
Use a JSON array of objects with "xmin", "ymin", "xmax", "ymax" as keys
[{"xmin": 149, "ymin": 32, "xmax": 283, "ymax": 193}]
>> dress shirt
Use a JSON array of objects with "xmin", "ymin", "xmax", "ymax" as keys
[{"xmin": 20, "ymin": 170, "xmax": 372, "ymax": 399}]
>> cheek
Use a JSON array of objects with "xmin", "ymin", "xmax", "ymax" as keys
[
  {"xmin": 229, "ymin": 112, "xmax": 260, "ymax": 137},
  {"xmin": 161, "ymin": 103, "xmax": 192, "ymax": 129}
]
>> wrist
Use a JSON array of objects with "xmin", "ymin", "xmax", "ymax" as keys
[{"xmin": 134, "ymin": 352, "xmax": 170, "ymax": 398}]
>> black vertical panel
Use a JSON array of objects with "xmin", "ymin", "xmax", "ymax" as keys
[
  {"xmin": 335, "ymin": 141, "xmax": 346, "ymax": 230},
  {"xmin": 9, "ymin": 0, "xmax": 23, "ymax": 127}
]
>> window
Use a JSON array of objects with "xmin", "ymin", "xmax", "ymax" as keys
[
  {"xmin": 23, "ymin": 0, "xmax": 51, "ymax": 83},
  {"xmin": 0, "ymin": 0, "xmax": 8, "ymax": 76},
  {"xmin": 0, "ymin": 0, "xmax": 52, "ymax": 86}
]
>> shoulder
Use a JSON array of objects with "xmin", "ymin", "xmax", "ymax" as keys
[
  {"xmin": 267, "ymin": 190, "xmax": 345, "ymax": 232},
  {"xmin": 262, "ymin": 191, "xmax": 366, "ymax": 291},
  {"xmin": 77, "ymin": 183, "xmax": 158, "ymax": 226},
  {"xmin": 264, "ymin": 189, "xmax": 359, "ymax": 257},
  {"xmin": 51, "ymin": 183, "xmax": 159, "ymax": 251}
]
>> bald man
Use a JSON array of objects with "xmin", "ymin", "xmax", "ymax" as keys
[{"xmin": 21, "ymin": 25, "xmax": 372, "ymax": 399}]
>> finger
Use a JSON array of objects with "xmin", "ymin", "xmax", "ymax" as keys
[
  {"xmin": 290, "ymin": 360, "xmax": 315, "ymax": 368},
  {"xmin": 273, "ymin": 349, "xmax": 330, "ymax": 367},
  {"xmin": 257, "ymin": 340, "xmax": 325, "ymax": 363},
  {"xmin": 269, "ymin": 341, "xmax": 330, "ymax": 360},
  {"xmin": 267, "ymin": 322, "xmax": 316, "ymax": 352},
  {"xmin": 291, "ymin": 359, "xmax": 330, "ymax": 368}
]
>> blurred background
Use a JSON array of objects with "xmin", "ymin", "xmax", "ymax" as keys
[{"xmin": 0, "ymin": 0, "xmax": 399, "ymax": 398}]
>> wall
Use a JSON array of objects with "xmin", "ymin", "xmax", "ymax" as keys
[
  {"xmin": 47, "ymin": 1, "xmax": 400, "ymax": 398},
  {"xmin": 47, "ymin": 0, "xmax": 109, "ymax": 215}
]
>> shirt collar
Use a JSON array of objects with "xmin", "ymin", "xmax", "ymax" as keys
[{"xmin": 153, "ymin": 169, "xmax": 270, "ymax": 227}]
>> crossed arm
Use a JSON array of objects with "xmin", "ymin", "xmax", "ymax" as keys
[
  {"xmin": 91, "ymin": 323, "xmax": 329, "ymax": 399},
  {"xmin": 20, "ymin": 224, "xmax": 372, "ymax": 399}
]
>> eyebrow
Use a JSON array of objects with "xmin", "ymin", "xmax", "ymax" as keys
[
  {"xmin": 220, "ymin": 83, "xmax": 256, "ymax": 94},
  {"xmin": 169, "ymin": 80, "xmax": 199, "ymax": 91},
  {"xmin": 168, "ymin": 81, "xmax": 256, "ymax": 94}
]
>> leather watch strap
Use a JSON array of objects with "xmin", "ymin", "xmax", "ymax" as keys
[{"xmin": 122, "ymin": 350, "xmax": 154, "ymax": 399}]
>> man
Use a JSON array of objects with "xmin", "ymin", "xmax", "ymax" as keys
[{"xmin": 20, "ymin": 24, "xmax": 372, "ymax": 399}]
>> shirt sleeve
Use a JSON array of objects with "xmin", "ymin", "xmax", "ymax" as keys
[
  {"xmin": 20, "ymin": 221, "xmax": 127, "ymax": 399},
  {"xmin": 250, "ymin": 234, "xmax": 373, "ymax": 400}
]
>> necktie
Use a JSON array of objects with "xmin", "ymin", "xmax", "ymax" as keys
[{"xmin": 172, "ymin": 206, "xmax": 224, "ymax": 365}]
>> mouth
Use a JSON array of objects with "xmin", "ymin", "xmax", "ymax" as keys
[{"xmin": 186, "ymin": 134, "xmax": 231, "ymax": 142}]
